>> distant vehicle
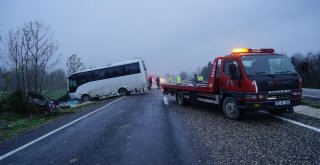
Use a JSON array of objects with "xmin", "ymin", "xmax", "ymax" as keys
[
  {"xmin": 162, "ymin": 48, "xmax": 306, "ymax": 120},
  {"xmin": 68, "ymin": 59, "xmax": 148, "ymax": 101}
]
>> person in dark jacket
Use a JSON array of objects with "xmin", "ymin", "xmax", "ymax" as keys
[
  {"xmin": 148, "ymin": 76, "xmax": 152, "ymax": 90},
  {"xmin": 155, "ymin": 77, "xmax": 160, "ymax": 89},
  {"xmin": 193, "ymin": 74, "xmax": 198, "ymax": 86}
]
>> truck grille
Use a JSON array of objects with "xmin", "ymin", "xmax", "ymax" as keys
[{"xmin": 266, "ymin": 94, "xmax": 291, "ymax": 100}]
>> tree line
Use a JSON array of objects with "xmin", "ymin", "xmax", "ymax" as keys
[
  {"xmin": 292, "ymin": 52, "xmax": 320, "ymax": 88},
  {"xmin": 0, "ymin": 21, "xmax": 86, "ymax": 95},
  {"xmin": 0, "ymin": 21, "xmax": 59, "ymax": 96},
  {"xmin": 0, "ymin": 20, "xmax": 86, "ymax": 114}
]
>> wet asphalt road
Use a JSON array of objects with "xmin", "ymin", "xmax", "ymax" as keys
[{"xmin": 0, "ymin": 89, "xmax": 320, "ymax": 164}]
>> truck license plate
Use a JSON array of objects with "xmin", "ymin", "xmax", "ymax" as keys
[{"xmin": 275, "ymin": 100, "xmax": 290, "ymax": 106}]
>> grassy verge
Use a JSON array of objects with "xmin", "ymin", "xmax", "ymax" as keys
[
  {"xmin": 0, "ymin": 101, "xmax": 94, "ymax": 142},
  {"xmin": 0, "ymin": 92, "xmax": 11, "ymax": 102},
  {"xmin": 0, "ymin": 113, "xmax": 56, "ymax": 141},
  {"xmin": 301, "ymin": 99, "xmax": 320, "ymax": 109}
]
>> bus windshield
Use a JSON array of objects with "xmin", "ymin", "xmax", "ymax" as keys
[{"xmin": 241, "ymin": 54, "xmax": 297, "ymax": 76}]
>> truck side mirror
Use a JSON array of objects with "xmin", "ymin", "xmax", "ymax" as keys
[
  {"xmin": 291, "ymin": 57, "xmax": 297, "ymax": 66},
  {"xmin": 300, "ymin": 62, "xmax": 308, "ymax": 73},
  {"xmin": 229, "ymin": 64, "xmax": 239, "ymax": 80}
]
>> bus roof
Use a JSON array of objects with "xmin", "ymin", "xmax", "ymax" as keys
[{"xmin": 68, "ymin": 58, "xmax": 143, "ymax": 78}]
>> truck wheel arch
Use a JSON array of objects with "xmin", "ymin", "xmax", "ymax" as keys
[{"xmin": 221, "ymin": 93, "xmax": 232, "ymax": 102}]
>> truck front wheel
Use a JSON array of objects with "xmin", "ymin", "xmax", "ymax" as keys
[
  {"xmin": 176, "ymin": 92, "xmax": 186, "ymax": 106},
  {"xmin": 223, "ymin": 97, "xmax": 241, "ymax": 120}
]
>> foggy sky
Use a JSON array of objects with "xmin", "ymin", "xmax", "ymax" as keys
[{"xmin": 1, "ymin": 0, "xmax": 320, "ymax": 75}]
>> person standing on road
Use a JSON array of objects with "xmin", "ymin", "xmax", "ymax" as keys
[
  {"xmin": 176, "ymin": 76, "xmax": 181, "ymax": 84},
  {"xmin": 148, "ymin": 76, "xmax": 153, "ymax": 90},
  {"xmin": 193, "ymin": 74, "xmax": 198, "ymax": 86},
  {"xmin": 155, "ymin": 77, "xmax": 160, "ymax": 89}
]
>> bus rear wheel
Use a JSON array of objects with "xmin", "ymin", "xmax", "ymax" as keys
[
  {"xmin": 81, "ymin": 94, "xmax": 91, "ymax": 102},
  {"xmin": 118, "ymin": 88, "xmax": 128, "ymax": 96}
]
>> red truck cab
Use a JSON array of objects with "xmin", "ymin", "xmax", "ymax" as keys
[{"xmin": 162, "ymin": 48, "xmax": 302, "ymax": 120}]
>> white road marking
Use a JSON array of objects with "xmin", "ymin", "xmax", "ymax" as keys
[
  {"xmin": 261, "ymin": 111, "xmax": 320, "ymax": 133},
  {"xmin": 272, "ymin": 115, "xmax": 320, "ymax": 133},
  {"xmin": 163, "ymin": 96, "xmax": 169, "ymax": 105},
  {"xmin": 0, "ymin": 97, "xmax": 125, "ymax": 161}
]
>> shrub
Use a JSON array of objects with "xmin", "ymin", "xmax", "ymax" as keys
[
  {"xmin": 0, "ymin": 102, "xmax": 3, "ymax": 113},
  {"xmin": 3, "ymin": 90, "xmax": 36, "ymax": 115}
]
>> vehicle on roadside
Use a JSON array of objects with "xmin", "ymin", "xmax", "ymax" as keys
[
  {"xmin": 162, "ymin": 48, "xmax": 306, "ymax": 120},
  {"xmin": 68, "ymin": 59, "xmax": 148, "ymax": 101},
  {"xmin": 28, "ymin": 91, "xmax": 56, "ymax": 114}
]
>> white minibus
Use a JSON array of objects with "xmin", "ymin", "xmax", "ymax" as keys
[{"xmin": 68, "ymin": 59, "xmax": 148, "ymax": 101}]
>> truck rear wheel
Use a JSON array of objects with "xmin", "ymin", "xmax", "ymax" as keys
[
  {"xmin": 268, "ymin": 109, "xmax": 287, "ymax": 115},
  {"xmin": 176, "ymin": 92, "xmax": 186, "ymax": 106},
  {"xmin": 223, "ymin": 97, "xmax": 241, "ymax": 120}
]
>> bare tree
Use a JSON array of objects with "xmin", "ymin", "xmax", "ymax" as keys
[
  {"xmin": 66, "ymin": 54, "xmax": 86, "ymax": 75},
  {"xmin": 23, "ymin": 21, "xmax": 59, "ymax": 93},
  {"xmin": 291, "ymin": 52, "xmax": 320, "ymax": 88},
  {"xmin": 0, "ymin": 33, "xmax": 2, "ymax": 64},
  {"xmin": 4, "ymin": 20, "xmax": 60, "ymax": 96},
  {"xmin": 6, "ymin": 29, "xmax": 26, "ymax": 94},
  {"xmin": 0, "ymin": 34, "xmax": 3, "ymax": 71}
]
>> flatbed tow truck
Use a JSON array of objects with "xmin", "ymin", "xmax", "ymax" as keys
[{"xmin": 162, "ymin": 48, "xmax": 303, "ymax": 120}]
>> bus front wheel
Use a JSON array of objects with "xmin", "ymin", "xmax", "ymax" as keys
[
  {"xmin": 118, "ymin": 88, "xmax": 128, "ymax": 96},
  {"xmin": 81, "ymin": 94, "xmax": 91, "ymax": 102}
]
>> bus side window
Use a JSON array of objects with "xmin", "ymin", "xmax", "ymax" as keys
[
  {"xmin": 123, "ymin": 64, "xmax": 132, "ymax": 75},
  {"xmin": 105, "ymin": 68, "xmax": 111, "ymax": 78},
  {"xmin": 76, "ymin": 72, "xmax": 92, "ymax": 85},
  {"xmin": 108, "ymin": 67, "xmax": 116, "ymax": 78},
  {"xmin": 92, "ymin": 69, "xmax": 106, "ymax": 81},
  {"xmin": 108, "ymin": 66, "xmax": 124, "ymax": 78},
  {"xmin": 133, "ymin": 62, "xmax": 141, "ymax": 73},
  {"xmin": 116, "ymin": 66, "xmax": 124, "ymax": 77}
]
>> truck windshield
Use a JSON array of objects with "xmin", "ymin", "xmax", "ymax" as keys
[{"xmin": 241, "ymin": 54, "xmax": 297, "ymax": 76}]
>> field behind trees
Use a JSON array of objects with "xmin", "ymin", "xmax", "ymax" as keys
[{"xmin": 292, "ymin": 52, "xmax": 320, "ymax": 88}]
